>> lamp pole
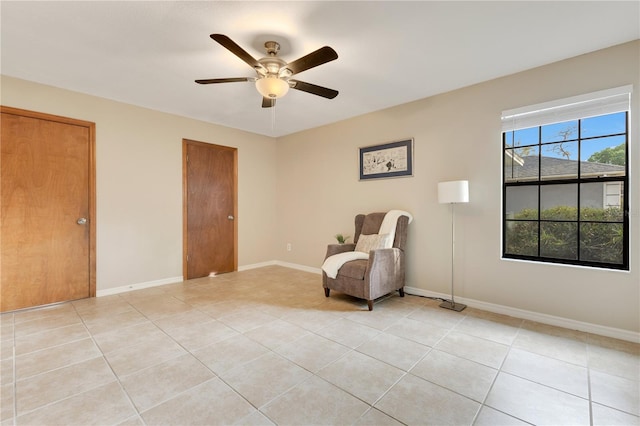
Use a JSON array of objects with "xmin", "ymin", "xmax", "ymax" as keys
[{"xmin": 437, "ymin": 180, "xmax": 468, "ymax": 312}]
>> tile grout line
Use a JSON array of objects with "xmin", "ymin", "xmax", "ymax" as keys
[
  {"xmin": 491, "ymin": 327, "xmax": 596, "ymax": 407},
  {"xmin": 251, "ymin": 293, "xmax": 421, "ymax": 424},
  {"xmin": 110, "ymin": 298, "xmax": 205, "ymax": 420},
  {"xmin": 355, "ymin": 304, "xmax": 518, "ymax": 424},
  {"xmin": 323, "ymin": 302, "xmax": 459, "ymax": 425},
  {"xmin": 473, "ymin": 317, "xmax": 535, "ymax": 425},
  {"xmin": 318, "ymin": 329, "xmax": 402, "ymax": 424},
  {"xmin": 394, "ymin": 309, "xmax": 486, "ymax": 424},
  {"xmin": 251, "ymin": 314, "xmax": 364, "ymax": 420},
  {"xmin": 10, "ymin": 317, "xmax": 133, "ymax": 421},
  {"xmin": 370, "ymin": 301, "xmax": 462, "ymax": 422},
  {"xmin": 476, "ymin": 319, "xmax": 616, "ymax": 424},
  {"xmin": 210, "ymin": 295, "xmax": 371, "ymax": 424},
  {"xmin": 11, "ymin": 313, "xmax": 17, "ymax": 426},
  {"xmin": 586, "ymin": 338, "xmax": 594, "ymax": 426},
  {"xmin": 128, "ymin": 294, "xmax": 273, "ymax": 421},
  {"xmin": 5, "ymin": 270, "xmax": 637, "ymax": 425},
  {"xmin": 72, "ymin": 299, "xmax": 146, "ymax": 425}
]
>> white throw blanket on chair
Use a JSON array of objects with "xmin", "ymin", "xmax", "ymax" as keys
[
  {"xmin": 321, "ymin": 210, "xmax": 413, "ymax": 279},
  {"xmin": 379, "ymin": 209, "xmax": 413, "ymax": 243},
  {"xmin": 321, "ymin": 251, "xmax": 370, "ymax": 279}
]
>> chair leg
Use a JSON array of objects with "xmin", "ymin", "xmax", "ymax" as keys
[
  {"xmin": 399, "ymin": 287, "xmax": 405, "ymax": 297},
  {"xmin": 367, "ymin": 300, "xmax": 373, "ymax": 311},
  {"xmin": 324, "ymin": 288, "xmax": 330, "ymax": 297}
]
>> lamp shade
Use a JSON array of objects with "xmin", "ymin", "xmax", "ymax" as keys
[
  {"xmin": 438, "ymin": 180, "xmax": 469, "ymax": 204},
  {"xmin": 255, "ymin": 76, "xmax": 289, "ymax": 99}
]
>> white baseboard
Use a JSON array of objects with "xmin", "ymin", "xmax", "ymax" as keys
[
  {"xmin": 274, "ymin": 261, "xmax": 322, "ymax": 274},
  {"xmin": 250, "ymin": 261, "xmax": 639, "ymax": 343},
  {"xmin": 96, "ymin": 276, "xmax": 183, "ymax": 297},
  {"xmin": 98, "ymin": 261, "xmax": 318, "ymax": 296},
  {"xmin": 404, "ymin": 286, "xmax": 640, "ymax": 344},
  {"xmin": 94, "ymin": 262, "xmax": 638, "ymax": 343},
  {"xmin": 238, "ymin": 261, "xmax": 278, "ymax": 271},
  {"xmin": 96, "ymin": 260, "xmax": 296, "ymax": 296}
]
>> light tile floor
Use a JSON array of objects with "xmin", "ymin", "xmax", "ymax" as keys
[{"xmin": 1, "ymin": 266, "xmax": 638, "ymax": 425}]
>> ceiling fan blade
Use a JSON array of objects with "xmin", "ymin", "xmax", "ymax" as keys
[
  {"xmin": 262, "ymin": 97, "xmax": 276, "ymax": 108},
  {"xmin": 290, "ymin": 80, "xmax": 339, "ymax": 99},
  {"xmin": 210, "ymin": 34, "xmax": 263, "ymax": 71},
  {"xmin": 195, "ymin": 77, "xmax": 252, "ymax": 84},
  {"xmin": 284, "ymin": 46, "xmax": 338, "ymax": 75}
]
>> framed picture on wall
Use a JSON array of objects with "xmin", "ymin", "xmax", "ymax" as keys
[{"xmin": 359, "ymin": 138, "xmax": 414, "ymax": 180}]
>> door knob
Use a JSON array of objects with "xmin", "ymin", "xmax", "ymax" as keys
[
  {"xmin": 77, "ymin": 218, "xmax": 87, "ymax": 225},
  {"xmin": 227, "ymin": 215, "xmax": 234, "ymax": 220}
]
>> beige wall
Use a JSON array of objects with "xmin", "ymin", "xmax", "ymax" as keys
[
  {"xmin": 1, "ymin": 76, "xmax": 278, "ymax": 291},
  {"xmin": 276, "ymin": 41, "xmax": 640, "ymax": 333},
  {"xmin": 2, "ymin": 40, "xmax": 638, "ymax": 334}
]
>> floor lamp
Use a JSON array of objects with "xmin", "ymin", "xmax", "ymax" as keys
[{"xmin": 437, "ymin": 180, "xmax": 469, "ymax": 312}]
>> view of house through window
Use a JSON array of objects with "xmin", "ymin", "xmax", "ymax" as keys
[{"xmin": 502, "ymin": 88, "xmax": 630, "ymax": 270}]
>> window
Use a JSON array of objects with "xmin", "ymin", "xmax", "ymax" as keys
[
  {"xmin": 603, "ymin": 182, "xmax": 622, "ymax": 208},
  {"xmin": 502, "ymin": 86, "xmax": 631, "ymax": 270}
]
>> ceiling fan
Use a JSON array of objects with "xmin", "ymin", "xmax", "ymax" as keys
[{"xmin": 196, "ymin": 34, "xmax": 339, "ymax": 108}]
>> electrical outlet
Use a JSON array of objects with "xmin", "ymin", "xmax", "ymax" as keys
[{"xmin": 286, "ymin": 243, "xmax": 292, "ymax": 251}]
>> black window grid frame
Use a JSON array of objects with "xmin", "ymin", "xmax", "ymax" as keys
[{"xmin": 502, "ymin": 112, "xmax": 629, "ymax": 270}]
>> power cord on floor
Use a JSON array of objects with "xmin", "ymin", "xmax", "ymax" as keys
[{"xmin": 405, "ymin": 293, "xmax": 449, "ymax": 303}]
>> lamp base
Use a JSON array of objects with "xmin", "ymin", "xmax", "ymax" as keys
[{"xmin": 439, "ymin": 300, "xmax": 467, "ymax": 312}]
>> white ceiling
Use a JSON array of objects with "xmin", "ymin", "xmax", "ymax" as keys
[{"xmin": 2, "ymin": 1, "xmax": 639, "ymax": 137}]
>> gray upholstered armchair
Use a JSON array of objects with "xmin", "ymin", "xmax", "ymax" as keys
[{"xmin": 322, "ymin": 212, "xmax": 410, "ymax": 310}]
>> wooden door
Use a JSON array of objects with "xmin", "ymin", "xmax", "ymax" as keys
[
  {"xmin": 1, "ymin": 107, "xmax": 96, "ymax": 312},
  {"xmin": 183, "ymin": 139, "xmax": 237, "ymax": 279}
]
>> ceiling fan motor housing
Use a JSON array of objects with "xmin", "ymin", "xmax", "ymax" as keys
[
  {"xmin": 264, "ymin": 41, "xmax": 280, "ymax": 56},
  {"xmin": 255, "ymin": 42, "xmax": 291, "ymax": 98},
  {"xmin": 257, "ymin": 56, "xmax": 287, "ymax": 77}
]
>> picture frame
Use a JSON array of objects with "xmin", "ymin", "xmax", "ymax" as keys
[{"xmin": 359, "ymin": 138, "xmax": 414, "ymax": 180}]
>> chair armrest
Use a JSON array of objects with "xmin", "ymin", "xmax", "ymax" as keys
[
  {"xmin": 365, "ymin": 248, "xmax": 404, "ymax": 300},
  {"xmin": 325, "ymin": 243, "xmax": 356, "ymax": 259},
  {"xmin": 368, "ymin": 248, "xmax": 402, "ymax": 273}
]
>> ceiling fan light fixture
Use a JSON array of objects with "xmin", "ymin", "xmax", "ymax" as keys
[{"xmin": 255, "ymin": 76, "xmax": 289, "ymax": 99}]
